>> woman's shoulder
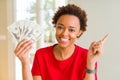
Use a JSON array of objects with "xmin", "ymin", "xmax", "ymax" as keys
[
  {"xmin": 75, "ymin": 44, "xmax": 88, "ymax": 52},
  {"xmin": 75, "ymin": 44, "xmax": 88, "ymax": 56},
  {"xmin": 75, "ymin": 44, "xmax": 88, "ymax": 59}
]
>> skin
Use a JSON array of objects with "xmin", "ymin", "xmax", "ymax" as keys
[
  {"xmin": 14, "ymin": 15, "xmax": 109, "ymax": 80},
  {"xmin": 53, "ymin": 15, "xmax": 82, "ymax": 60}
]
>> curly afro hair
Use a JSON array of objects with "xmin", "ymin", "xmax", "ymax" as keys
[{"xmin": 52, "ymin": 4, "xmax": 87, "ymax": 32}]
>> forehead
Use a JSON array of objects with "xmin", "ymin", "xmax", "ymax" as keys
[{"xmin": 57, "ymin": 15, "xmax": 80, "ymax": 28}]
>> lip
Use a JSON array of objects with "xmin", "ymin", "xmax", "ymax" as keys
[{"xmin": 59, "ymin": 37, "xmax": 69, "ymax": 43}]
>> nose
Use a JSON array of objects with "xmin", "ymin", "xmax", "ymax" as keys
[{"xmin": 62, "ymin": 29, "xmax": 69, "ymax": 36}]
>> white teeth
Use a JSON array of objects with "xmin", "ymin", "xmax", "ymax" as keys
[{"xmin": 61, "ymin": 38, "xmax": 69, "ymax": 42}]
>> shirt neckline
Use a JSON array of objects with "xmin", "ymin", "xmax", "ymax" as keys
[{"xmin": 51, "ymin": 44, "xmax": 78, "ymax": 63}]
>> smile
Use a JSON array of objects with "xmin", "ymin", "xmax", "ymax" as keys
[{"xmin": 60, "ymin": 37, "xmax": 69, "ymax": 43}]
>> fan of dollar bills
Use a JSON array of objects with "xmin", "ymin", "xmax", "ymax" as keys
[{"xmin": 7, "ymin": 20, "xmax": 42, "ymax": 43}]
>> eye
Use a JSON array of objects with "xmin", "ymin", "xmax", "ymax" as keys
[
  {"xmin": 57, "ymin": 25, "xmax": 63, "ymax": 30},
  {"xmin": 69, "ymin": 29, "xmax": 75, "ymax": 32}
]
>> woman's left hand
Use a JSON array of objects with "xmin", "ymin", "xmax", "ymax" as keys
[{"xmin": 87, "ymin": 34, "xmax": 109, "ymax": 69}]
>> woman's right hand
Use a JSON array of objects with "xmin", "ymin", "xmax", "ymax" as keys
[{"xmin": 14, "ymin": 39, "xmax": 33, "ymax": 65}]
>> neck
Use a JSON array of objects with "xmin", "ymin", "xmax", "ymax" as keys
[{"xmin": 54, "ymin": 44, "xmax": 75, "ymax": 60}]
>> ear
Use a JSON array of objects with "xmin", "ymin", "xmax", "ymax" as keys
[{"xmin": 77, "ymin": 30, "xmax": 83, "ymax": 38}]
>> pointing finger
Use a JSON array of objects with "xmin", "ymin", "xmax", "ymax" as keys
[{"xmin": 100, "ymin": 34, "xmax": 109, "ymax": 44}]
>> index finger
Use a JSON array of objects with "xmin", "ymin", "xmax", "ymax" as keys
[{"xmin": 100, "ymin": 34, "xmax": 109, "ymax": 44}]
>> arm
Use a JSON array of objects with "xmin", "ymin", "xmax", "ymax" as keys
[
  {"xmin": 22, "ymin": 62, "xmax": 33, "ymax": 80},
  {"xmin": 33, "ymin": 76, "xmax": 42, "ymax": 80},
  {"xmin": 22, "ymin": 63, "xmax": 42, "ymax": 80},
  {"xmin": 84, "ymin": 62, "xmax": 96, "ymax": 80},
  {"xmin": 84, "ymin": 34, "xmax": 109, "ymax": 80},
  {"xmin": 14, "ymin": 39, "xmax": 43, "ymax": 80}
]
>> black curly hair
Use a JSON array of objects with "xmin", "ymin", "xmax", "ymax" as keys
[{"xmin": 52, "ymin": 4, "xmax": 87, "ymax": 32}]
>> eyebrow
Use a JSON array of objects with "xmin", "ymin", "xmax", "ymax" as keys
[{"xmin": 57, "ymin": 23, "xmax": 76, "ymax": 28}]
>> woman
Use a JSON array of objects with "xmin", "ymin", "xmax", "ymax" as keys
[{"xmin": 14, "ymin": 4, "xmax": 108, "ymax": 80}]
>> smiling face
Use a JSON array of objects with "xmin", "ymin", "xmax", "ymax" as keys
[{"xmin": 55, "ymin": 15, "xmax": 83, "ymax": 48}]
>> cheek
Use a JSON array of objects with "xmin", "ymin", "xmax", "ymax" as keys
[
  {"xmin": 55, "ymin": 30, "xmax": 60, "ymax": 36},
  {"xmin": 55, "ymin": 30, "xmax": 61, "ymax": 38},
  {"xmin": 70, "ymin": 34, "xmax": 77, "ymax": 39}
]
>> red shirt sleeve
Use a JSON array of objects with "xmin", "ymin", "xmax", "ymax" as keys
[
  {"xmin": 31, "ymin": 51, "xmax": 41, "ymax": 76},
  {"xmin": 95, "ymin": 62, "xmax": 98, "ymax": 80}
]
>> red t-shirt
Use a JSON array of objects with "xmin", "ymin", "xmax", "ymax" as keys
[{"xmin": 31, "ymin": 44, "xmax": 97, "ymax": 80}]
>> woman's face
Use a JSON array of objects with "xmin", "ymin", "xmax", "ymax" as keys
[{"xmin": 55, "ymin": 15, "xmax": 83, "ymax": 48}]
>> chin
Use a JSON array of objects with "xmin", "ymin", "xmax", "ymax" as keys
[
  {"xmin": 57, "ymin": 42, "xmax": 67, "ymax": 47},
  {"xmin": 58, "ymin": 42, "xmax": 73, "ymax": 49}
]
